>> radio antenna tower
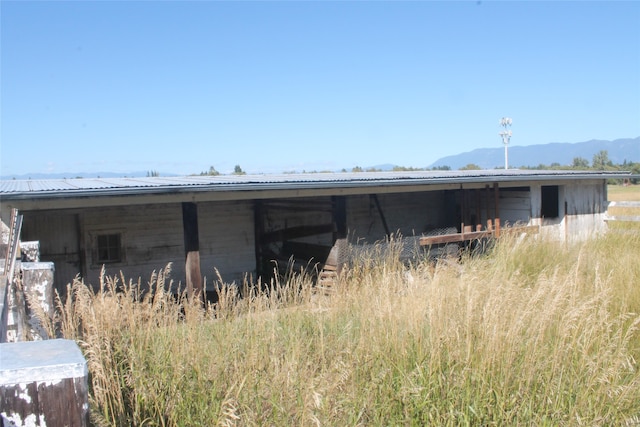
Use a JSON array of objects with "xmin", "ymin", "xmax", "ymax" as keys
[{"xmin": 499, "ymin": 117, "xmax": 513, "ymax": 169}]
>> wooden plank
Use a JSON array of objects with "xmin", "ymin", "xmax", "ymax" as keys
[
  {"xmin": 263, "ymin": 199, "xmax": 333, "ymax": 208},
  {"xmin": 419, "ymin": 233, "xmax": 465, "ymax": 245},
  {"xmin": 604, "ymin": 215, "xmax": 640, "ymax": 222},
  {"xmin": 419, "ymin": 224, "xmax": 537, "ymax": 247},
  {"xmin": 262, "ymin": 202, "xmax": 333, "ymax": 213},
  {"xmin": 608, "ymin": 201, "xmax": 640, "ymax": 208},
  {"xmin": 4, "ymin": 209, "xmax": 22, "ymax": 283},
  {"xmin": 262, "ymin": 223, "xmax": 336, "ymax": 243}
]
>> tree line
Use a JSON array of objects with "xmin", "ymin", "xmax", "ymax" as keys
[{"xmin": 151, "ymin": 150, "xmax": 638, "ymax": 184}]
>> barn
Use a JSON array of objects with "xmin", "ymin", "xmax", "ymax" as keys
[{"xmin": 0, "ymin": 169, "xmax": 627, "ymax": 295}]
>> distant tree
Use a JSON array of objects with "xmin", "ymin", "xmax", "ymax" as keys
[
  {"xmin": 351, "ymin": 166, "xmax": 364, "ymax": 172},
  {"xmin": 201, "ymin": 166, "xmax": 220, "ymax": 176},
  {"xmin": 147, "ymin": 170, "xmax": 160, "ymax": 177},
  {"xmin": 572, "ymin": 157, "xmax": 590, "ymax": 169},
  {"xmin": 393, "ymin": 165, "xmax": 426, "ymax": 171},
  {"xmin": 592, "ymin": 150, "xmax": 612, "ymax": 170},
  {"xmin": 233, "ymin": 165, "xmax": 246, "ymax": 175},
  {"xmin": 431, "ymin": 165, "xmax": 451, "ymax": 171},
  {"xmin": 459, "ymin": 163, "xmax": 481, "ymax": 170}
]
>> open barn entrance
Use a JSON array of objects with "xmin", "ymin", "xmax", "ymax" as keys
[
  {"xmin": 254, "ymin": 196, "xmax": 346, "ymax": 287},
  {"xmin": 253, "ymin": 185, "xmax": 538, "ymax": 287}
]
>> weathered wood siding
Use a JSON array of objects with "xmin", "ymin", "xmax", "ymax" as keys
[
  {"xmin": 197, "ymin": 200, "xmax": 256, "ymax": 287},
  {"xmin": 23, "ymin": 201, "xmax": 258, "ymax": 293},
  {"xmin": 81, "ymin": 203, "xmax": 184, "ymax": 290},
  {"xmin": 496, "ymin": 188, "xmax": 532, "ymax": 226},
  {"xmin": 21, "ymin": 212, "xmax": 81, "ymax": 291},
  {"xmin": 564, "ymin": 180, "xmax": 608, "ymax": 241},
  {"xmin": 347, "ymin": 191, "xmax": 448, "ymax": 242}
]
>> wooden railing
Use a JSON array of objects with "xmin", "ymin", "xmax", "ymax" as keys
[
  {"xmin": 419, "ymin": 220, "xmax": 539, "ymax": 247},
  {"xmin": 605, "ymin": 201, "xmax": 640, "ymax": 223}
]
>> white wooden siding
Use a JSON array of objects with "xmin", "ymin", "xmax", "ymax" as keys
[
  {"xmin": 82, "ymin": 203, "xmax": 184, "ymax": 289},
  {"xmin": 497, "ymin": 189, "xmax": 532, "ymax": 226},
  {"xmin": 564, "ymin": 181, "xmax": 607, "ymax": 240},
  {"xmin": 197, "ymin": 200, "xmax": 256, "ymax": 288}
]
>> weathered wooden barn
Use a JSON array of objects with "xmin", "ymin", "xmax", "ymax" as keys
[{"xmin": 0, "ymin": 170, "xmax": 627, "ymax": 294}]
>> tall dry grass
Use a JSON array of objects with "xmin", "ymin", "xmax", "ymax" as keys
[{"xmin": 43, "ymin": 231, "xmax": 640, "ymax": 426}]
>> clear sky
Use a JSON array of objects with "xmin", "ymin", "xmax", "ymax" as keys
[{"xmin": 1, "ymin": 1, "xmax": 639, "ymax": 177}]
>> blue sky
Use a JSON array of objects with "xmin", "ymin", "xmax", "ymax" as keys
[{"xmin": 1, "ymin": 1, "xmax": 639, "ymax": 177}]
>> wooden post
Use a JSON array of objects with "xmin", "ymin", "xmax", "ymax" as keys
[
  {"xmin": 493, "ymin": 183, "xmax": 500, "ymax": 218},
  {"xmin": 0, "ymin": 339, "xmax": 89, "ymax": 426},
  {"xmin": 485, "ymin": 184, "xmax": 491, "ymax": 225},
  {"xmin": 332, "ymin": 196, "xmax": 347, "ymax": 276},
  {"xmin": 182, "ymin": 202, "xmax": 203, "ymax": 301},
  {"xmin": 475, "ymin": 189, "xmax": 481, "ymax": 229},
  {"xmin": 21, "ymin": 261, "xmax": 55, "ymax": 340},
  {"xmin": 459, "ymin": 188, "xmax": 465, "ymax": 233},
  {"xmin": 371, "ymin": 195, "xmax": 391, "ymax": 237},
  {"xmin": 254, "ymin": 200, "xmax": 265, "ymax": 280}
]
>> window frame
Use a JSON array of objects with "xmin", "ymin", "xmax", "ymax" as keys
[{"xmin": 89, "ymin": 230, "xmax": 126, "ymax": 267}]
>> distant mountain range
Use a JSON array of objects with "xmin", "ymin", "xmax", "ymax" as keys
[
  {"xmin": 2, "ymin": 137, "xmax": 638, "ymax": 180},
  {"xmin": 429, "ymin": 137, "xmax": 640, "ymax": 170}
]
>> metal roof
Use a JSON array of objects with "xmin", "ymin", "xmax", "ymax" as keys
[{"xmin": 0, "ymin": 169, "xmax": 632, "ymax": 201}]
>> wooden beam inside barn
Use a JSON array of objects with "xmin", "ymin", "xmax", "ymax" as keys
[
  {"xmin": 261, "ymin": 223, "xmax": 336, "ymax": 244},
  {"xmin": 371, "ymin": 194, "xmax": 391, "ymax": 236}
]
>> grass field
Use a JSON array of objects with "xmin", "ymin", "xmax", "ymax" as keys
[
  {"xmin": 609, "ymin": 184, "xmax": 640, "ymax": 202},
  {"xmin": 44, "ymin": 217, "xmax": 640, "ymax": 426}
]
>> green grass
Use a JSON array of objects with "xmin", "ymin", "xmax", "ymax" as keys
[{"xmin": 47, "ymin": 232, "xmax": 640, "ymax": 426}]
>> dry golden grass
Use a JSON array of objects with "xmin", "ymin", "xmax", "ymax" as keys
[
  {"xmin": 42, "ymin": 232, "xmax": 640, "ymax": 426},
  {"xmin": 609, "ymin": 184, "xmax": 640, "ymax": 202}
]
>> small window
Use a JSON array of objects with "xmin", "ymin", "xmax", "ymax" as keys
[
  {"xmin": 541, "ymin": 186, "xmax": 559, "ymax": 219},
  {"xmin": 96, "ymin": 233, "xmax": 122, "ymax": 264}
]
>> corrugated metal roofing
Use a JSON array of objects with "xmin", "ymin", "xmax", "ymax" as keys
[{"xmin": 0, "ymin": 169, "xmax": 632, "ymax": 200}]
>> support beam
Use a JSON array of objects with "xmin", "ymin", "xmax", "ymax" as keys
[
  {"xmin": 182, "ymin": 202, "xmax": 203, "ymax": 301},
  {"xmin": 493, "ymin": 183, "xmax": 500, "ymax": 222},
  {"xmin": 330, "ymin": 196, "xmax": 348, "ymax": 277},
  {"xmin": 254, "ymin": 200, "xmax": 265, "ymax": 279},
  {"xmin": 371, "ymin": 194, "xmax": 391, "ymax": 236}
]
